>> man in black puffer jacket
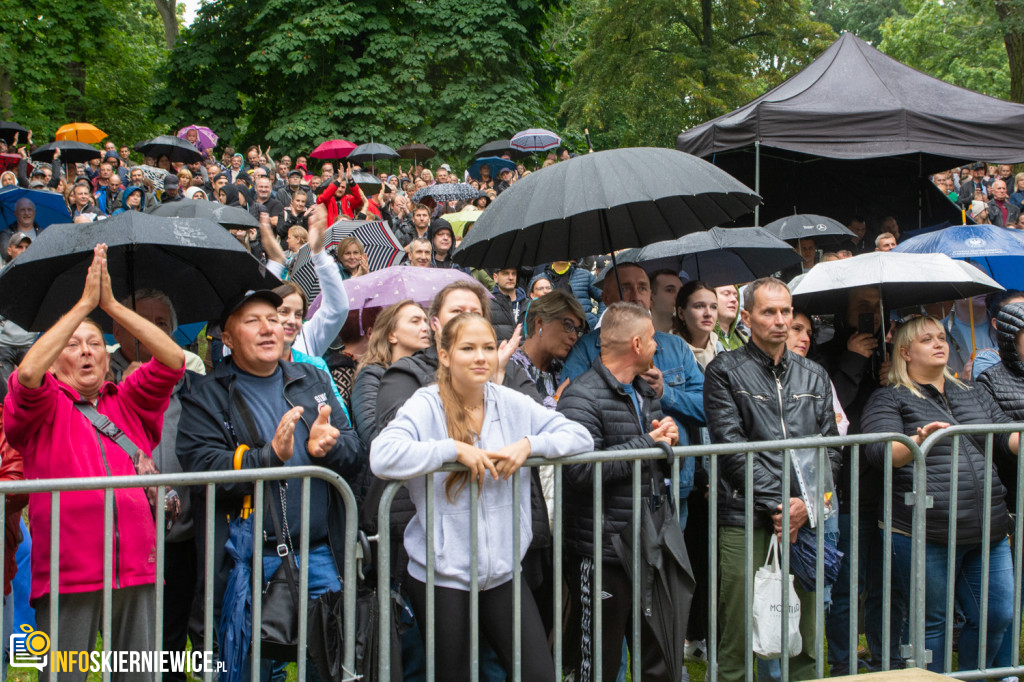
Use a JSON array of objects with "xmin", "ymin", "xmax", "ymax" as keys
[
  {"xmin": 976, "ymin": 301, "xmax": 1024, "ymax": 504},
  {"xmin": 558, "ymin": 302, "xmax": 680, "ymax": 681},
  {"xmin": 704, "ymin": 278, "xmax": 840, "ymax": 682}
]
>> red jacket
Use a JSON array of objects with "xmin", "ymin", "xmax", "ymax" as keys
[
  {"xmin": 0, "ymin": 403, "xmax": 27, "ymax": 596},
  {"xmin": 317, "ymin": 179, "xmax": 364, "ymax": 224}
]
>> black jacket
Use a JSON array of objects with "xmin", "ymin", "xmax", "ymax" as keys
[
  {"xmin": 557, "ymin": 358, "xmax": 668, "ymax": 560},
  {"xmin": 176, "ymin": 359, "xmax": 363, "ymax": 614},
  {"xmin": 862, "ymin": 381, "xmax": 1014, "ymax": 545},
  {"xmin": 489, "ymin": 286, "xmax": 527, "ymax": 342},
  {"xmin": 817, "ymin": 325, "xmax": 884, "ymax": 513},
  {"xmin": 704, "ymin": 342, "xmax": 842, "ymax": 528},
  {"xmin": 973, "ymin": 301, "xmax": 1024, "ymax": 504}
]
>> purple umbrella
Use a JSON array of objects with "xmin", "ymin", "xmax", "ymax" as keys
[
  {"xmin": 176, "ymin": 125, "xmax": 218, "ymax": 153},
  {"xmin": 306, "ymin": 267, "xmax": 488, "ymax": 317}
]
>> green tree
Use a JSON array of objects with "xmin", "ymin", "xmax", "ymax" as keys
[
  {"xmin": 878, "ymin": 0, "xmax": 1010, "ymax": 101},
  {"xmin": 557, "ymin": 0, "xmax": 836, "ymax": 150},
  {"xmin": 154, "ymin": 0, "xmax": 564, "ymax": 164},
  {"xmin": 810, "ymin": 0, "xmax": 907, "ymax": 44},
  {"xmin": 0, "ymin": 0, "xmax": 166, "ymax": 145}
]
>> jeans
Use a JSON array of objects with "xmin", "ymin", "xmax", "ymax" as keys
[{"xmin": 890, "ymin": 535, "xmax": 1014, "ymax": 673}]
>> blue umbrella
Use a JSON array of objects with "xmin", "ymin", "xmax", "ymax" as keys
[
  {"xmin": 788, "ymin": 526, "xmax": 843, "ymax": 592},
  {"xmin": 467, "ymin": 156, "xmax": 516, "ymax": 181},
  {"xmin": 0, "ymin": 187, "xmax": 71, "ymax": 229},
  {"xmin": 893, "ymin": 223, "xmax": 1024, "ymax": 291},
  {"xmin": 172, "ymin": 321, "xmax": 206, "ymax": 347},
  {"xmin": 219, "ymin": 507, "xmax": 255, "ymax": 682}
]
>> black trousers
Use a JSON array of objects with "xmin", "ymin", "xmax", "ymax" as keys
[
  {"xmin": 407, "ymin": 577, "xmax": 555, "ymax": 682},
  {"xmin": 162, "ymin": 539, "xmax": 198, "ymax": 682},
  {"xmin": 563, "ymin": 554, "xmax": 676, "ymax": 682}
]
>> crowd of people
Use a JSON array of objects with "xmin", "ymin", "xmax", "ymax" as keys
[{"xmin": 0, "ymin": 135, "xmax": 1022, "ymax": 682}]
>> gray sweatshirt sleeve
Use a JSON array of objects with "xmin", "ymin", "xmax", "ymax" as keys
[{"xmin": 370, "ymin": 389, "xmax": 458, "ymax": 479}]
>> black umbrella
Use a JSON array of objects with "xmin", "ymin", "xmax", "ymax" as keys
[
  {"xmin": 610, "ymin": 227, "xmax": 802, "ymax": 287},
  {"xmin": 149, "ymin": 200, "xmax": 260, "ymax": 231},
  {"xmin": 473, "ymin": 139, "xmax": 530, "ymax": 160},
  {"xmin": 761, "ymin": 214, "xmax": 855, "ymax": 244},
  {"xmin": 134, "ymin": 135, "xmax": 203, "ymax": 164},
  {"xmin": 30, "ymin": 140, "xmax": 101, "ymax": 164},
  {"xmin": 395, "ymin": 143, "xmax": 436, "ymax": 161},
  {"xmin": 0, "ymin": 212, "xmax": 281, "ymax": 331},
  {"xmin": 412, "ymin": 183, "xmax": 480, "ymax": 205},
  {"xmin": 347, "ymin": 143, "xmax": 399, "ymax": 164},
  {"xmin": 0, "ymin": 121, "xmax": 29, "ymax": 146},
  {"xmin": 351, "ymin": 171, "xmax": 383, "ymax": 195},
  {"xmin": 452, "ymin": 147, "xmax": 761, "ymax": 270},
  {"xmin": 612, "ymin": 492, "xmax": 695, "ymax": 681}
]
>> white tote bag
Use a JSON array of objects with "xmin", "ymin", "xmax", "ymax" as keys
[{"xmin": 752, "ymin": 534, "xmax": 802, "ymax": 659}]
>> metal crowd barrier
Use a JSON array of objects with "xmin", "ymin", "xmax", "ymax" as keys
[
  {"xmin": 373, "ymin": 431, "xmax": 931, "ymax": 682},
  {"xmin": 0, "ymin": 465, "xmax": 360, "ymax": 682},
  {"xmin": 917, "ymin": 423, "xmax": 1024, "ymax": 681}
]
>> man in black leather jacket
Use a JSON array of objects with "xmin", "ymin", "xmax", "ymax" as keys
[{"xmin": 704, "ymin": 278, "xmax": 840, "ymax": 682}]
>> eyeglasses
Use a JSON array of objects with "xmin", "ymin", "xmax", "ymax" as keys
[{"xmin": 559, "ymin": 318, "xmax": 586, "ymax": 338}]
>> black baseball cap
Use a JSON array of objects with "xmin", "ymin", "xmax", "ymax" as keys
[{"xmin": 220, "ymin": 289, "xmax": 283, "ymax": 329}]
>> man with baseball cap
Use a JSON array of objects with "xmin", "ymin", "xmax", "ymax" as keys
[
  {"xmin": 495, "ymin": 166, "xmax": 516, "ymax": 195},
  {"xmin": 177, "ymin": 288, "xmax": 363, "ymax": 673}
]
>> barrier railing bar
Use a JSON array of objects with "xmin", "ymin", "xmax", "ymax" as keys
[
  {"xmin": 978, "ymin": 433, "xmax": 994, "ymax": 671},
  {"xmin": 944, "ymin": 436, "xmax": 961, "ymax": 672},
  {"xmin": 814, "ymin": 446, "xmax": 825, "ymax": 679},
  {"xmin": 203, "ymin": 483, "xmax": 215, "ymax": 682},
  {"xmin": 469, "ymin": 476, "xmax": 479, "ymax": 682},
  {"xmin": 848, "ymin": 444, "xmax": 860, "ymax": 676},
  {"xmin": 102, "ymin": 488, "xmax": 113, "ymax": 682},
  {"xmin": 553, "ymin": 464, "xmax": 563, "ymax": 675},
  {"xmin": 593, "ymin": 462, "xmax": 603, "ymax": 682},
  {"xmin": 780, "ymin": 447, "xmax": 791, "ymax": 682},
  {"xmin": 155, "ymin": 483, "xmax": 166, "ymax": 682},
  {"xmin": 744, "ymin": 453, "xmax": 753, "ymax": 682},
  {"xmin": 631, "ymin": 458, "xmax": 641, "ymax": 682},
  {"xmin": 512, "ymin": 469, "xmax": 522, "ymax": 682}
]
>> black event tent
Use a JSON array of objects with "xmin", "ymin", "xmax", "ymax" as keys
[{"xmin": 676, "ymin": 32, "xmax": 1024, "ymax": 231}]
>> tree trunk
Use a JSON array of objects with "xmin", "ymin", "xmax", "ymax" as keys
[
  {"xmin": 700, "ymin": 0, "xmax": 713, "ymax": 118},
  {"xmin": 154, "ymin": 0, "xmax": 179, "ymax": 50},
  {"xmin": 0, "ymin": 66, "xmax": 10, "ymax": 120},
  {"xmin": 995, "ymin": 0, "xmax": 1024, "ymax": 103}
]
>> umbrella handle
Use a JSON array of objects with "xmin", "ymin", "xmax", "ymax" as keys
[{"xmin": 233, "ymin": 445, "xmax": 253, "ymax": 519}]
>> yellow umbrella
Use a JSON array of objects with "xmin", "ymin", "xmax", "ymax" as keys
[
  {"xmin": 55, "ymin": 122, "xmax": 107, "ymax": 143},
  {"xmin": 443, "ymin": 209, "xmax": 482, "ymax": 237}
]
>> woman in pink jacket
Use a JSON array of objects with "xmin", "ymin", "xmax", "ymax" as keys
[{"xmin": 3, "ymin": 244, "xmax": 184, "ymax": 676}]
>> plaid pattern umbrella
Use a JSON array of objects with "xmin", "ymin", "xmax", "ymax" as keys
[{"xmin": 288, "ymin": 220, "xmax": 405, "ymax": 301}]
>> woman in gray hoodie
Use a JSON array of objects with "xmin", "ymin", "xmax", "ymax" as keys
[{"xmin": 371, "ymin": 313, "xmax": 593, "ymax": 682}]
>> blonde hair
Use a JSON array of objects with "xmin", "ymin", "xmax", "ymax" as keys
[
  {"xmin": 888, "ymin": 315, "xmax": 964, "ymax": 398},
  {"xmin": 437, "ymin": 313, "xmax": 496, "ymax": 502},
  {"xmin": 357, "ymin": 300, "xmax": 424, "ymax": 372},
  {"xmin": 288, "ymin": 226, "xmax": 308, "ymax": 244},
  {"xmin": 337, "ymin": 237, "xmax": 368, "ymax": 276}
]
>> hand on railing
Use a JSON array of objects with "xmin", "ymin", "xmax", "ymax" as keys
[
  {"xmin": 455, "ymin": 442, "xmax": 499, "ymax": 488},
  {"xmin": 492, "ymin": 437, "xmax": 531, "ymax": 480},
  {"xmin": 648, "ymin": 417, "xmax": 678, "ymax": 446}
]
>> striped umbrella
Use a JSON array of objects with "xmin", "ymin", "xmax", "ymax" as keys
[
  {"xmin": 510, "ymin": 128, "xmax": 560, "ymax": 152},
  {"xmin": 288, "ymin": 220, "xmax": 405, "ymax": 301}
]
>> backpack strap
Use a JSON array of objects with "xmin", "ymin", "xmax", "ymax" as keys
[{"xmin": 74, "ymin": 402, "xmax": 143, "ymax": 465}]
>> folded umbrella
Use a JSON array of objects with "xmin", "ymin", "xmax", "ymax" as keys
[
  {"xmin": 149, "ymin": 200, "xmax": 260, "ymax": 231},
  {"xmin": 452, "ymin": 147, "xmax": 760, "ymax": 270},
  {"xmin": 55, "ymin": 122, "xmax": 107, "ymax": 144},
  {"xmin": 467, "ymin": 157, "xmax": 516, "ymax": 181},
  {"xmin": 611, "ymin": 227, "xmax": 802, "ymax": 287},
  {"xmin": 134, "ymin": 135, "xmax": 202, "ymax": 164},
  {"xmin": 0, "ymin": 212, "xmax": 281, "ymax": 331},
  {"xmin": 30, "ymin": 140, "xmax": 101, "ymax": 165},
  {"xmin": 0, "ymin": 187, "xmax": 72, "ymax": 229},
  {"xmin": 510, "ymin": 128, "xmax": 561, "ymax": 152},
  {"xmin": 218, "ymin": 511, "xmax": 254, "ymax": 682},
  {"xmin": 788, "ymin": 526, "xmax": 843, "ymax": 592}
]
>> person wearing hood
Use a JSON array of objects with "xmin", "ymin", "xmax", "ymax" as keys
[
  {"xmin": 184, "ymin": 187, "xmax": 208, "ymax": 201},
  {"xmin": 215, "ymin": 183, "xmax": 245, "ymax": 209},
  {"xmin": 113, "ymin": 186, "xmax": 146, "ymax": 215},
  {"xmin": 429, "ymin": 218, "xmax": 461, "ymax": 270}
]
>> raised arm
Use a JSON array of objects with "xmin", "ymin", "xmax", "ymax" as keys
[{"xmin": 17, "ymin": 245, "xmax": 103, "ymax": 388}]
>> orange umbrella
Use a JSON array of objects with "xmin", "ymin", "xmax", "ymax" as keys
[{"xmin": 54, "ymin": 122, "xmax": 107, "ymax": 143}]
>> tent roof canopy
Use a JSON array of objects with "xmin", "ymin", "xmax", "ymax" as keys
[{"xmin": 677, "ymin": 32, "xmax": 1024, "ymax": 165}]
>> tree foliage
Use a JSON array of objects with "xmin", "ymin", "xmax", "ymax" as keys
[
  {"xmin": 557, "ymin": 0, "xmax": 836, "ymax": 150},
  {"xmin": 809, "ymin": 0, "xmax": 907, "ymax": 44},
  {"xmin": 0, "ymin": 0, "xmax": 167, "ymax": 145},
  {"xmin": 154, "ymin": 0, "xmax": 563, "ymax": 163},
  {"xmin": 878, "ymin": 0, "xmax": 1010, "ymax": 101}
]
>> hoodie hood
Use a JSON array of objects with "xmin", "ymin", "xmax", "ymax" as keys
[
  {"xmin": 218, "ymin": 183, "xmax": 241, "ymax": 207},
  {"xmin": 995, "ymin": 302, "xmax": 1024, "ymax": 377},
  {"xmin": 122, "ymin": 186, "xmax": 146, "ymax": 211}
]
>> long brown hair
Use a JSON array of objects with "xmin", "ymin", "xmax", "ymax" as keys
[
  {"xmin": 437, "ymin": 313, "xmax": 496, "ymax": 501},
  {"xmin": 356, "ymin": 300, "xmax": 424, "ymax": 374}
]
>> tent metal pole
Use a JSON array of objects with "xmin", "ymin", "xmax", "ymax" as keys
[{"xmin": 754, "ymin": 141, "xmax": 761, "ymax": 227}]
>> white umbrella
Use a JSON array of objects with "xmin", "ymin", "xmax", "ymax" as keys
[
  {"xmin": 790, "ymin": 251, "xmax": 1003, "ymax": 314},
  {"xmin": 509, "ymin": 128, "xmax": 560, "ymax": 152}
]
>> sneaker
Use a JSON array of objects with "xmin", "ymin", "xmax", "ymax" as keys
[{"xmin": 684, "ymin": 639, "xmax": 707, "ymax": 662}]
